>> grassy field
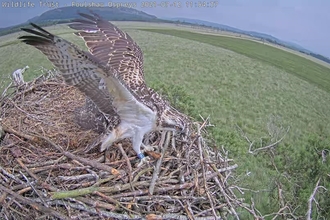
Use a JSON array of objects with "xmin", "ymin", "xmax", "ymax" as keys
[
  {"xmin": 141, "ymin": 29, "xmax": 330, "ymax": 93},
  {"xmin": 1, "ymin": 23, "xmax": 329, "ymax": 217}
]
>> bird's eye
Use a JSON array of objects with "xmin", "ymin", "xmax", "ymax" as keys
[{"xmin": 175, "ymin": 125, "xmax": 182, "ymax": 131}]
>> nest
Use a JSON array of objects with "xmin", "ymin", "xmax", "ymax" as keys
[{"xmin": 0, "ymin": 70, "xmax": 248, "ymax": 219}]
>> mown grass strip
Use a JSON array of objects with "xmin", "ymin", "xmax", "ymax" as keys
[{"xmin": 140, "ymin": 29, "xmax": 330, "ymax": 93}]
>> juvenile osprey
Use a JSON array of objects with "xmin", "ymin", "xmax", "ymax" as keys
[{"xmin": 19, "ymin": 12, "xmax": 188, "ymax": 164}]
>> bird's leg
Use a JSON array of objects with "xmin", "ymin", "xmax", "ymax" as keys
[
  {"xmin": 142, "ymin": 130, "xmax": 168, "ymax": 153},
  {"xmin": 142, "ymin": 143, "xmax": 158, "ymax": 152},
  {"xmin": 132, "ymin": 133, "xmax": 150, "ymax": 167}
]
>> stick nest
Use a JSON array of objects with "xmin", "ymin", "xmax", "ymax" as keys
[{"xmin": 0, "ymin": 71, "xmax": 247, "ymax": 219}]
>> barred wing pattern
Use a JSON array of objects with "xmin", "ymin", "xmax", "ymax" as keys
[
  {"xmin": 18, "ymin": 23, "xmax": 153, "ymax": 120},
  {"xmin": 68, "ymin": 12, "xmax": 167, "ymax": 116},
  {"xmin": 69, "ymin": 13, "xmax": 145, "ymax": 92},
  {"xmin": 19, "ymin": 14, "xmax": 189, "ymax": 161}
]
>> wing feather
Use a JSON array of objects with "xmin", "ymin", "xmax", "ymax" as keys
[
  {"xmin": 68, "ymin": 12, "xmax": 145, "ymax": 90},
  {"xmin": 19, "ymin": 23, "xmax": 153, "ymax": 118}
]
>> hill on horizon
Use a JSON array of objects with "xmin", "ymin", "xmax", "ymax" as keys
[
  {"xmin": 27, "ymin": 6, "xmax": 158, "ymax": 23},
  {"xmin": 0, "ymin": 6, "xmax": 162, "ymax": 36}
]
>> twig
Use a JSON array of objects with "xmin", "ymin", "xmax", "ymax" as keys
[
  {"xmin": 46, "ymin": 199, "xmax": 142, "ymax": 219},
  {"xmin": 249, "ymin": 126, "xmax": 290, "ymax": 154},
  {"xmin": 213, "ymin": 177, "xmax": 239, "ymax": 219},
  {"xmin": 16, "ymin": 158, "xmax": 39, "ymax": 181},
  {"xmin": 111, "ymin": 182, "xmax": 195, "ymax": 199},
  {"xmin": 149, "ymin": 131, "xmax": 171, "ymax": 195},
  {"xmin": 0, "ymin": 184, "xmax": 70, "ymax": 220},
  {"xmin": 117, "ymin": 143, "xmax": 133, "ymax": 183},
  {"xmin": 35, "ymin": 134, "xmax": 120, "ymax": 175},
  {"xmin": 0, "ymin": 165, "xmax": 27, "ymax": 186},
  {"xmin": 1, "ymin": 124, "xmax": 38, "ymax": 142},
  {"xmin": 95, "ymin": 191, "xmax": 141, "ymax": 215},
  {"xmin": 197, "ymin": 123, "xmax": 216, "ymax": 218},
  {"xmin": 118, "ymin": 195, "xmax": 206, "ymax": 201},
  {"xmin": 306, "ymin": 178, "xmax": 327, "ymax": 220}
]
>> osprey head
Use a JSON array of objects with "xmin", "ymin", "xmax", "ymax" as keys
[{"xmin": 159, "ymin": 106, "xmax": 189, "ymax": 135}]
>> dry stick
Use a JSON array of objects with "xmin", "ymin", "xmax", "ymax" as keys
[
  {"xmin": 19, "ymin": 171, "xmax": 47, "ymax": 206},
  {"xmin": 92, "ymin": 175, "xmax": 116, "ymax": 187},
  {"xmin": 149, "ymin": 131, "xmax": 171, "ymax": 195},
  {"xmin": 249, "ymin": 126, "xmax": 290, "ymax": 154},
  {"xmin": 16, "ymin": 158, "xmax": 39, "ymax": 181},
  {"xmin": 10, "ymin": 81, "xmax": 65, "ymax": 102},
  {"xmin": 197, "ymin": 123, "xmax": 217, "ymax": 219},
  {"xmin": 35, "ymin": 134, "xmax": 119, "ymax": 175},
  {"xmin": 160, "ymin": 161, "xmax": 172, "ymax": 177},
  {"xmin": 203, "ymin": 139, "xmax": 241, "ymax": 218},
  {"xmin": 306, "ymin": 178, "xmax": 326, "ymax": 220},
  {"xmin": 0, "ymin": 184, "xmax": 70, "ymax": 220},
  {"xmin": 0, "ymin": 165, "xmax": 27, "ymax": 186},
  {"xmin": 75, "ymin": 196, "xmax": 116, "ymax": 211},
  {"xmin": 117, "ymin": 143, "xmax": 133, "ymax": 183},
  {"xmin": 95, "ymin": 191, "xmax": 141, "ymax": 215},
  {"xmin": 205, "ymin": 164, "xmax": 238, "ymax": 181},
  {"xmin": 132, "ymin": 167, "xmax": 153, "ymax": 182},
  {"xmin": 269, "ymin": 206, "xmax": 291, "ymax": 220},
  {"xmin": 185, "ymin": 202, "xmax": 196, "ymax": 220},
  {"xmin": 213, "ymin": 177, "xmax": 239, "ymax": 219},
  {"xmin": 195, "ymin": 204, "xmax": 227, "ymax": 217},
  {"xmin": 51, "ymin": 199, "xmax": 217, "ymax": 220},
  {"xmin": 237, "ymin": 123, "xmax": 290, "ymax": 155},
  {"xmin": 31, "ymin": 163, "xmax": 87, "ymax": 174},
  {"xmin": 51, "ymin": 180, "xmax": 150, "ymax": 199},
  {"xmin": 118, "ymin": 195, "xmax": 206, "ymax": 202},
  {"xmin": 0, "ymin": 81, "xmax": 13, "ymax": 100},
  {"xmin": 58, "ymin": 173, "xmax": 98, "ymax": 182},
  {"xmin": 1, "ymin": 124, "xmax": 37, "ymax": 142},
  {"xmin": 275, "ymin": 180, "xmax": 287, "ymax": 218},
  {"xmin": 47, "ymin": 199, "xmax": 142, "ymax": 219},
  {"xmin": 111, "ymin": 182, "xmax": 194, "ymax": 199},
  {"xmin": 17, "ymin": 187, "xmax": 32, "ymax": 195},
  {"xmin": 8, "ymin": 98, "xmax": 46, "ymax": 123},
  {"xmin": 27, "ymin": 156, "xmax": 67, "ymax": 168}
]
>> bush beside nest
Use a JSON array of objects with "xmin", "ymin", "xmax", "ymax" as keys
[{"xmin": 0, "ymin": 70, "xmax": 257, "ymax": 219}]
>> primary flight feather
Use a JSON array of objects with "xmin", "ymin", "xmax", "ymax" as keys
[{"xmin": 19, "ymin": 12, "xmax": 189, "ymax": 164}]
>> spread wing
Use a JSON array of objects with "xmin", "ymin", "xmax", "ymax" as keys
[
  {"xmin": 18, "ymin": 23, "xmax": 154, "ymax": 121},
  {"xmin": 68, "ymin": 12, "xmax": 145, "ymax": 91}
]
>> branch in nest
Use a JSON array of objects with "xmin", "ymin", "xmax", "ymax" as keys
[
  {"xmin": 35, "ymin": 134, "xmax": 120, "ymax": 175},
  {"xmin": 149, "ymin": 131, "xmax": 172, "ymax": 195},
  {"xmin": 0, "ymin": 184, "xmax": 70, "ymax": 220},
  {"xmin": 51, "ymin": 179, "xmax": 193, "ymax": 200},
  {"xmin": 1, "ymin": 124, "xmax": 38, "ymax": 142}
]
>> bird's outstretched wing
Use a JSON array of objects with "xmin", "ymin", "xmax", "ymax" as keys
[
  {"xmin": 69, "ymin": 12, "xmax": 145, "ymax": 91},
  {"xmin": 19, "ymin": 23, "xmax": 153, "ymax": 118}
]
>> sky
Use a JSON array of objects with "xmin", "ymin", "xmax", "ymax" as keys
[{"xmin": 0, "ymin": 0, "xmax": 329, "ymax": 57}]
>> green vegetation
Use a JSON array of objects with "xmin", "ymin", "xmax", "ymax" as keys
[
  {"xmin": 1, "ymin": 24, "xmax": 329, "ymax": 218},
  {"xmin": 141, "ymin": 29, "xmax": 330, "ymax": 93}
]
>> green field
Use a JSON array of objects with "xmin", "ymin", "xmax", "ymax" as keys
[{"xmin": 1, "ymin": 23, "xmax": 329, "ymax": 218}]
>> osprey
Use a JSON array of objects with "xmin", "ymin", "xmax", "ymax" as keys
[{"xmin": 19, "ymin": 12, "xmax": 189, "ymax": 164}]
